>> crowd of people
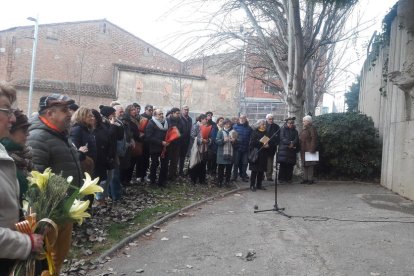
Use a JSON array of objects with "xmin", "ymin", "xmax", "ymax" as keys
[{"xmin": 0, "ymin": 82, "xmax": 318, "ymax": 274}]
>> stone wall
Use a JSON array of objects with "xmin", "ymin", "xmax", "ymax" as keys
[{"xmin": 359, "ymin": 1, "xmax": 414, "ymax": 200}]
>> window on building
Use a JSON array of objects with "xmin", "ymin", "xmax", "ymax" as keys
[{"xmin": 264, "ymin": 85, "xmax": 279, "ymax": 94}]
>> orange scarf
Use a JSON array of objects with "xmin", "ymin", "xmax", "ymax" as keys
[{"xmin": 39, "ymin": 116, "xmax": 62, "ymax": 133}]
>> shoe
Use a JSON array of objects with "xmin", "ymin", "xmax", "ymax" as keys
[
  {"xmin": 250, "ymin": 185, "xmax": 256, "ymax": 192},
  {"xmin": 267, "ymin": 178, "xmax": 273, "ymax": 181},
  {"xmin": 224, "ymin": 181, "xmax": 231, "ymax": 187},
  {"xmin": 217, "ymin": 181, "xmax": 223, "ymax": 187},
  {"xmin": 257, "ymin": 186, "xmax": 266, "ymax": 190},
  {"xmin": 231, "ymin": 177, "xmax": 237, "ymax": 182},
  {"xmin": 242, "ymin": 177, "xmax": 249, "ymax": 182},
  {"xmin": 300, "ymin": 180, "xmax": 309, "ymax": 184},
  {"xmin": 307, "ymin": 180, "xmax": 314, "ymax": 185}
]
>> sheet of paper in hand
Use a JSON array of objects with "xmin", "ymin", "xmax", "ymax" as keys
[{"xmin": 305, "ymin": 151, "xmax": 319, "ymax": 162}]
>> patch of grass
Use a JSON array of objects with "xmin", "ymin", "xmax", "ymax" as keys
[{"xmin": 66, "ymin": 181, "xmax": 236, "ymax": 265}]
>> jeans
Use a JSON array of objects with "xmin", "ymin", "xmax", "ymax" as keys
[
  {"xmin": 232, "ymin": 150, "xmax": 248, "ymax": 179},
  {"xmin": 109, "ymin": 167, "xmax": 122, "ymax": 200}
]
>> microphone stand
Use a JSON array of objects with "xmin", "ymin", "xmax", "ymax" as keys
[{"xmin": 254, "ymin": 120, "xmax": 291, "ymax": 218}]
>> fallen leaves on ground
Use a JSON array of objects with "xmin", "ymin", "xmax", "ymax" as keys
[{"xmin": 61, "ymin": 173, "xmax": 236, "ymax": 275}]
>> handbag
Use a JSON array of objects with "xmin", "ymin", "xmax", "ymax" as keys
[
  {"xmin": 131, "ymin": 141, "xmax": 143, "ymax": 157},
  {"xmin": 189, "ymin": 141, "xmax": 202, "ymax": 169},
  {"xmin": 81, "ymin": 155, "xmax": 95, "ymax": 175},
  {"xmin": 248, "ymin": 147, "xmax": 259, "ymax": 163}
]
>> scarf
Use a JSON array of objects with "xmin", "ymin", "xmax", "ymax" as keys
[
  {"xmin": 222, "ymin": 129, "xmax": 233, "ymax": 161},
  {"xmin": 152, "ymin": 117, "xmax": 169, "ymax": 130}
]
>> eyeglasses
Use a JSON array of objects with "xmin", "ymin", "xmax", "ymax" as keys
[
  {"xmin": 0, "ymin": 107, "xmax": 15, "ymax": 117},
  {"xmin": 157, "ymin": 113, "xmax": 164, "ymax": 116}
]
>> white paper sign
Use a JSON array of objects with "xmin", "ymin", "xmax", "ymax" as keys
[{"xmin": 305, "ymin": 151, "xmax": 319, "ymax": 162}]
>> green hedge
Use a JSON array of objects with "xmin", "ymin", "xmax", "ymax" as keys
[{"xmin": 313, "ymin": 112, "xmax": 382, "ymax": 180}]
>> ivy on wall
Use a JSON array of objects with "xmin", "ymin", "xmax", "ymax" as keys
[{"xmin": 367, "ymin": 3, "xmax": 398, "ymax": 97}]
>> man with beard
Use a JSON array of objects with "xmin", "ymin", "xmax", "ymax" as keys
[{"xmin": 27, "ymin": 93, "xmax": 82, "ymax": 274}]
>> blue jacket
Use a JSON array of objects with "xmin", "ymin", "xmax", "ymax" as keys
[{"xmin": 233, "ymin": 122, "xmax": 252, "ymax": 153}]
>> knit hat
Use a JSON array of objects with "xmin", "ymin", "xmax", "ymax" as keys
[
  {"xmin": 99, "ymin": 105, "xmax": 116, "ymax": 117},
  {"xmin": 10, "ymin": 109, "xmax": 31, "ymax": 133}
]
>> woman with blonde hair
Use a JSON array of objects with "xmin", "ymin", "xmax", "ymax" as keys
[{"xmin": 70, "ymin": 107, "xmax": 97, "ymax": 177}]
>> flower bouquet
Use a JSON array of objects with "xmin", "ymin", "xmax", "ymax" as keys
[
  {"xmin": 11, "ymin": 168, "xmax": 102, "ymax": 276},
  {"xmin": 161, "ymin": 126, "xmax": 181, "ymax": 158}
]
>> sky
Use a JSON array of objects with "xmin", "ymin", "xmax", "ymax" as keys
[{"xmin": 1, "ymin": 0, "xmax": 398, "ymax": 110}]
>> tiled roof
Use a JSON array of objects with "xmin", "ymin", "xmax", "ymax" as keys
[
  {"xmin": 13, "ymin": 79, "xmax": 115, "ymax": 98},
  {"xmin": 114, "ymin": 64, "xmax": 206, "ymax": 80}
]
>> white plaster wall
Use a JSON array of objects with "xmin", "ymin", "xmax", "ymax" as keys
[
  {"xmin": 359, "ymin": 10, "xmax": 414, "ymax": 200},
  {"xmin": 116, "ymin": 70, "xmax": 238, "ymax": 117}
]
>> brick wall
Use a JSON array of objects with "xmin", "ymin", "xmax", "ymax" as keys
[
  {"xmin": 0, "ymin": 19, "xmax": 182, "ymax": 86},
  {"xmin": 15, "ymin": 89, "xmax": 113, "ymax": 115}
]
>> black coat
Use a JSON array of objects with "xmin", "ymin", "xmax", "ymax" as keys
[
  {"xmin": 145, "ymin": 119, "xmax": 168, "ymax": 154},
  {"xmin": 167, "ymin": 116, "xmax": 184, "ymax": 146},
  {"xmin": 248, "ymin": 129, "xmax": 269, "ymax": 172},
  {"xmin": 93, "ymin": 123, "xmax": 113, "ymax": 180},
  {"xmin": 277, "ymin": 125, "xmax": 299, "ymax": 165},
  {"xmin": 70, "ymin": 123, "xmax": 97, "ymax": 163},
  {"xmin": 180, "ymin": 115, "xmax": 193, "ymax": 141},
  {"xmin": 266, "ymin": 122, "xmax": 280, "ymax": 156}
]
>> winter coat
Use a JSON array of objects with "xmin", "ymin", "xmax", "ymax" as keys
[
  {"xmin": 0, "ymin": 137, "xmax": 33, "ymax": 202},
  {"xmin": 277, "ymin": 125, "xmax": 299, "ymax": 165},
  {"xmin": 27, "ymin": 116, "xmax": 83, "ymax": 186},
  {"xmin": 215, "ymin": 128, "xmax": 236, "ymax": 165},
  {"xmin": 93, "ymin": 123, "xmax": 113, "ymax": 180},
  {"xmin": 233, "ymin": 122, "xmax": 252, "ymax": 153},
  {"xmin": 167, "ymin": 116, "xmax": 184, "ymax": 146},
  {"xmin": 299, "ymin": 124, "xmax": 318, "ymax": 166},
  {"xmin": 145, "ymin": 119, "xmax": 168, "ymax": 154},
  {"xmin": 207, "ymin": 121, "xmax": 218, "ymax": 153},
  {"xmin": 70, "ymin": 123, "xmax": 97, "ymax": 163},
  {"xmin": 0, "ymin": 143, "xmax": 32, "ymax": 260},
  {"xmin": 180, "ymin": 115, "xmax": 193, "ymax": 142},
  {"xmin": 266, "ymin": 122, "xmax": 280, "ymax": 156},
  {"xmin": 248, "ymin": 128, "xmax": 269, "ymax": 172}
]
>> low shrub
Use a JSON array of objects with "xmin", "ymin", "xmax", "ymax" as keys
[{"xmin": 313, "ymin": 112, "xmax": 382, "ymax": 180}]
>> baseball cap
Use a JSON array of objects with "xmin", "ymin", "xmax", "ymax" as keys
[{"xmin": 39, "ymin": 94, "xmax": 75, "ymax": 112}]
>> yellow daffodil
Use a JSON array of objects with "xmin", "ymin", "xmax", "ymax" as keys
[
  {"xmin": 79, "ymin": 172, "xmax": 102, "ymax": 196},
  {"xmin": 69, "ymin": 199, "xmax": 91, "ymax": 225},
  {"xmin": 28, "ymin": 168, "xmax": 54, "ymax": 191}
]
